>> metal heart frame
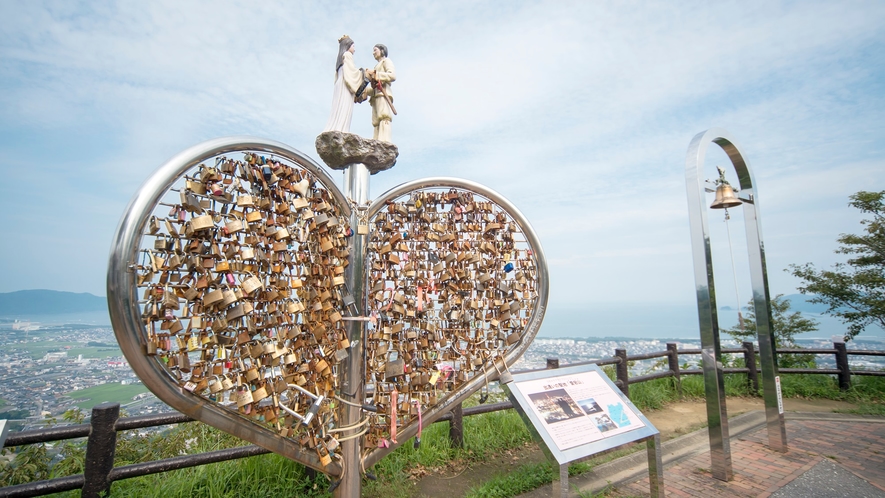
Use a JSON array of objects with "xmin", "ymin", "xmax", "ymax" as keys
[
  {"xmin": 107, "ymin": 136, "xmax": 351, "ymax": 474},
  {"xmin": 107, "ymin": 136, "xmax": 549, "ymax": 479},
  {"xmin": 360, "ymin": 178, "xmax": 549, "ymax": 467}
]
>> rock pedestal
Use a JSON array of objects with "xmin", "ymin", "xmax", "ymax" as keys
[{"xmin": 315, "ymin": 132, "xmax": 398, "ymax": 174}]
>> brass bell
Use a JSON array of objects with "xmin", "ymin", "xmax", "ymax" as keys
[{"xmin": 710, "ymin": 183, "xmax": 742, "ymax": 209}]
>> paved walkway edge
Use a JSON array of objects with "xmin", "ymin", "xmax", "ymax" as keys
[{"xmin": 522, "ymin": 411, "xmax": 885, "ymax": 497}]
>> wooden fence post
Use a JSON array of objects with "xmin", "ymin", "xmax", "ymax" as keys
[
  {"xmin": 666, "ymin": 343, "xmax": 682, "ymax": 397},
  {"xmin": 82, "ymin": 402, "xmax": 120, "ymax": 498},
  {"xmin": 742, "ymin": 342, "xmax": 759, "ymax": 393},
  {"xmin": 615, "ymin": 349, "xmax": 629, "ymax": 397},
  {"xmin": 834, "ymin": 342, "xmax": 851, "ymax": 391},
  {"xmin": 449, "ymin": 403, "xmax": 464, "ymax": 448}
]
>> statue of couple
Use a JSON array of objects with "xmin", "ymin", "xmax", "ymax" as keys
[{"xmin": 322, "ymin": 35, "xmax": 396, "ymax": 143}]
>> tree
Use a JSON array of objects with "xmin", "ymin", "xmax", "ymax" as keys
[
  {"xmin": 789, "ymin": 190, "xmax": 885, "ymax": 341},
  {"xmin": 723, "ymin": 294, "xmax": 818, "ymax": 368}
]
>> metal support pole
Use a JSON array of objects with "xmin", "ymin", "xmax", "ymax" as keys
[
  {"xmin": 336, "ymin": 163, "xmax": 369, "ymax": 498},
  {"xmin": 615, "ymin": 349, "xmax": 629, "ymax": 397},
  {"xmin": 82, "ymin": 402, "xmax": 119, "ymax": 498},
  {"xmin": 743, "ymin": 341, "xmax": 759, "ymax": 393},
  {"xmin": 552, "ymin": 463, "xmax": 569, "ymax": 498},
  {"xmin": 0, "ymin": 419, "xmax": 9, "ymax": 450},
  {"xmin": 667, "ymin": 343, "xmax": 682, "ymax": 397},
  {"xmin": 685, "ymin": 130, "xmax": 732, "ymax": 481},
  {"xmin": 835, "ymin": 342, "xmax": 851, "ymax": 391},
  {"xmin": 647, "ymin": 434, "xmax": 665, "ymax": 498},
  {"xmin": 449, "ymin": 403, "xmax": 464, "ymax": 448}
]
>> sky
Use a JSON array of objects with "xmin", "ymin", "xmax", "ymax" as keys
[{"xmin": 1, "ymin": 1, "xmax": 884, "ymax": 338}]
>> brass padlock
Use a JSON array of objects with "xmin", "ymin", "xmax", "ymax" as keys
[{"xmin": 385, "ymin": 359, "xmax": 405, "ymax": 379}]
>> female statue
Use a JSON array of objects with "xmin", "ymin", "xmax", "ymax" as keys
[{"xmin": 323, "ymin": 35, "xmax": 363, "ymax": 133}]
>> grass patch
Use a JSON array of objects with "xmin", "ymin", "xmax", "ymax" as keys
[
  {"xmin": 778, "ymin": 373, "xmax": 885, "ymax": 416},
  {"xmin": 67, "ymin": 383, "xmax": 149, "ymax": 410},
  {"xmin": 464, "ymin": 461, "xmax": 593, "ymax": 498},
  {"xmin": 108, "ymin": 452, "xmax": 329, "ymax": 498},
  {"xmin": 361, "ymin": 419, "xmax": 460, "ymax": 498},
  {"xmin": 360, "ymin": 402, "xmax": 532, "ymax": 498}
]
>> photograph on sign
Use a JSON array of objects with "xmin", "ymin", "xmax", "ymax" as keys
[{"xmin": 518, "ymin": 370, "xmax": 645, "ymax": 451}]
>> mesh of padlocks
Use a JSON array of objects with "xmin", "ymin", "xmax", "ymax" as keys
[
  {"xmin": 136, "ymin": 152, "xmax": 353, "ymax": 465},
  {"xmin": 125, "ymin": 142, "xmax": 544, "ymax": 471},
  {"xmin": 362, "ymin": 188, "xmax": 539, "ymax": 448}
]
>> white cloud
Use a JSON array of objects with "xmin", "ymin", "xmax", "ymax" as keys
[{"xmin": 0, "ymin": 0, "xmax": 883, "ymax": 330}]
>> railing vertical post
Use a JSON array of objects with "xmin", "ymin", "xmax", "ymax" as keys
[
  {"xmin": 666, "ymin": 343, "xmax": 682, "ymax": 397},
  {"xmin": 742, "ymin": 341, "xmax": 759, "ymax": 393},
  {"xmin": 82, "ymin": 402, "xmax": 120, "ymax": 498},
  {"xmin": 449, "ymin": 403, "xmax": 464, "ymax": 448},
  {"xmin": 615, "ymin": 349, "xmax": 629, "ymax": 397},
  {"xmin": 834, "ymin": 341, "xmax": 851, "ymax": 391}
]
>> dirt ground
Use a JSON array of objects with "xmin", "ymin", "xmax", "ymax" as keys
[{"xmin": 412, "ymin": 398, "xmax": 859, "ymax": 498}]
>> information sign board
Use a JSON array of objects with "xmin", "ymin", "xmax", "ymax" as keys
[{"xmin": 504, "ymin": 363, "xmax": 663, "ymax": 497}]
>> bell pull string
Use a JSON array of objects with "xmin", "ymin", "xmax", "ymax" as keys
[{"xmin": 723, "ymin": 207, "xmax": 745, "ymax": 334}]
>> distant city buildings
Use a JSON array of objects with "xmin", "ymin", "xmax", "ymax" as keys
[{"xmin": 42, "ymin": 351, "xmax": 68, "ymax": 362}]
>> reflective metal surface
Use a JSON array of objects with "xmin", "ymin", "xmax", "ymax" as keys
[
  {"xmin": 337, "ymin": 163, "xmax": 370, "ymax": 497},
  {"xmin": 647, "ymin": 433, "xmax": 664, "ymax": 498},
  {"xmin": 361, "ymin": 177, "xmax": 550, "ymax": 469},
  {"xmin": 685, "ymin": 130, "xmax": 733, "ymax": 481},
  {"xmin": 685, "ymin": 128, "xmax": 787, "ymax": 483},
  {"xmin": 107, "ymin": 136, "xmax": 348, "ymax": 474}
]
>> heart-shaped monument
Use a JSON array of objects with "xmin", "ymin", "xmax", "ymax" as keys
[{"xmin": 107, "ymin": 137, "xmax": 548, "ymax": 476}]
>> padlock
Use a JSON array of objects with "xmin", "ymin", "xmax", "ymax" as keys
[
  {"xmin": 385, "ymin": 358, "xmax": 405, "ymax": 379},
  {"xmin": 317, "ymin": 445, "xmax": 332, "ymax": 467}
]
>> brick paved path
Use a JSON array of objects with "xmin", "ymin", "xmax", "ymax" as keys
[{"xmin": 615, "ymin": 417, "xmax": 885, "ymax": 497}]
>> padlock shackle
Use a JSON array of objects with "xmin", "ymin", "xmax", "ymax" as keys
[
  {"xmin": 303, "ymin": 396, "xmax": 324, "ymax": 426},
  {"xmin": 287, "ymin": 383, "xmax": 320, "ymax": 400},
  {"xmin": 279, "ymin": 403, "xmax": 305, "ymax": 421}
]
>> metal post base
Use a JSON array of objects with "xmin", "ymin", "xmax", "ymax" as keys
[
  {"xmin": 647, "ymin": 434, "xmax": 664, "ymax": 497},
  {"xmin": 553, "ymin": 463, "xmax": 568, "ymax": 498}
]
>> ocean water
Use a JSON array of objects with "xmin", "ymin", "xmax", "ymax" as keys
[
  {"xmin": 2, "ymin": 303, "xmax": 882, "ymax": 345},
  {"xmin": 0, "ymin": 309, "xmax": 112, "ymax": 328},
  {"xmin": 537, "ymin": 303, "xmax": 885, "ymax": 343}
]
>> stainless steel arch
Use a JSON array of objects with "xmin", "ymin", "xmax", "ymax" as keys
[
  {"xmin": 106, "ymin": 136, "xmax": 349, "ymax": 474},
  {"xmin": 685, "ymin": 128, "xmax": 787, "ymax": 482},
  {"xmin": 361, "ymin": 177, "xmax": 550, "ymax": 468}
]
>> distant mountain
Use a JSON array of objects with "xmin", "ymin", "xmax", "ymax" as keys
[
  {"xmin": 0, "ymin": 290, "xmax": 107, "ymax": 315},
  {"xmin": 719, "ymin": 294, "xmax": 829, "ymax": 314}
]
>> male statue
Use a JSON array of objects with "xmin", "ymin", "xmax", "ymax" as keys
[{"xmin": 366, "ymin": 44, "xmax": 396, "ymax": 143}]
